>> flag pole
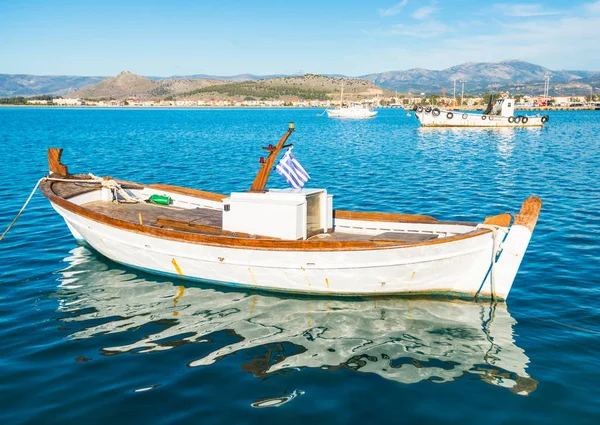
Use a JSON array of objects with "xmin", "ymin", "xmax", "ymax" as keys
[{"xmin": 249, "ymin": 122, "xmax": 295, "ymax": 193}]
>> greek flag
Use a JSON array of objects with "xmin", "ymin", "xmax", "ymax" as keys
[{"xmin": 275, "ymin": 149, "xmax": 311, "ymax": 189}]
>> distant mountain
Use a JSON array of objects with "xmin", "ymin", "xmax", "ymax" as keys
[
  {"xmin": 2, "ymin": 60, "xmax": 598, "ymax": 98},
  {"xmin": 66, "ymin": 71, "xmax": 228, "ymax": 100},
  {"xmin": 360, "ymin": 60, "xmax": 597, "ymax": 94},
  {"xmin": 0, "ymin": 74, "xmax": 106, "ymax": 97}
]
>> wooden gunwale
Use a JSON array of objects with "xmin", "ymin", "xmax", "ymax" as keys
[
  {"xmin": 147, "ymin": 184, "xmax": 226, "ymax": 202},
  {"xmin": 40, "ymin": 179, "xmax": 492, "ymax": 251},
  {"xmin": 334, "ymin": 210, "xmax": 438, "ymax": 223}
]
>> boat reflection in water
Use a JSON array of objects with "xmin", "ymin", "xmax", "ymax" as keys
[{"xmin": 56, "ymin": 247, "xmax": 538, "ymax": 396}]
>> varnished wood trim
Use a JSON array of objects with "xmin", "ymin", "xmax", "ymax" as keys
[
  {"xmin": 249, "ymin": 123, "xmax": 294, "ymax": 192},
  {"xmin": 147, "ymin": 184, "xmax": 226, "ymax": 202},
  {"xmin": 40, "ymin": 180, "xmax": 491, "ymax": 251},
  {"xmin": 48, "ymin": 148, "xmax": 69, "ymax": 176},
  {"xmin": 483, "ymin": 213, "xmax": 512, "ymax": 227},
  {"xmin": 334, "ymin": 210, "xmax": 438, "ymax": 223},
  {"xmin": 514, "ymin": 196, "xmax": 542, "ymax": 232},
  {"xmin": 116, "ymin": 180, "xmax": 146, "ymax": 190}
]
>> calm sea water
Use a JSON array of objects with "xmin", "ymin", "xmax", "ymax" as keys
[{"xmin": 0, "ymin": 107, "xmax": 599, "ymax": 424}]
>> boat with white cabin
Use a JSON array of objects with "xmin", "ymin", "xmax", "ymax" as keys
[
  {"xmin": 39, "ymin": 123, "xmax": 541, "ymax": 300},
  {"xmin": 414, "ymin": 96, "xmax": 549, "ymax": 127},
  {"xmin": 325, "ymin": 81, "xmax": 377, "ymax": 119}
]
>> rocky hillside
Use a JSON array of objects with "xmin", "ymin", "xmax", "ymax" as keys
[
  {"xmin": 175, "ymin": 74, "xmax": 386, "ymax": 101},
  {"xmin": 66, "ymin": 71, "xmax": 227, "ymax": 100}
]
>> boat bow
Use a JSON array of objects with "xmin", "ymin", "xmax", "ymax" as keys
[{"xmin": 488, "ymin": 196, "xmax": 542, "ymax": 299}]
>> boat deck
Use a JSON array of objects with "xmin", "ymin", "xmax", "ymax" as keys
[
  {"xmin": 84, "ymin": 201, "xmax": 223, "ymax": 227},
  {"xmin": 81, "ymin": 200, "xmax": 440, "ymax": 244}
]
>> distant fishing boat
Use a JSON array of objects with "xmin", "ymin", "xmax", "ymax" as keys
[
  {"xmin": 326, "ymin": 81, "xmax": 377, "ymax": 119},
  {"xmin": 39, "ymin": 123, "xmax": 541, "ymax": 300},
  {"xmin": 414, "ymin": 96, "xmax": 549, "ymax": 127}
]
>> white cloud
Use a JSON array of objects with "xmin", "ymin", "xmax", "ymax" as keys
[
  {"xmin": 584, "ymin": 0, "xmax": 600, "ymax": 13},
  {"xmin": 492, "ymin": 3, "xmax": 561, "ymax": 17},
  {"xmin": 378, "ymin": 0, "xmax": 409, "ymax": 17},
  {"xmin": 411, "ymin": 6, "xmax": 439, "ymax": 20},
  {"xmin": 359, "ymin": 1, "xmax": 600, "ymax": 72},
  {"xmin": 434, "ymin": 7, "xmax": 600, "ymax": 69}
]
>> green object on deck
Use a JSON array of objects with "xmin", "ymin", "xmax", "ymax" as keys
[{"xmin": 148, "ymin": 194, "xmax": 172, "ymax": 205}]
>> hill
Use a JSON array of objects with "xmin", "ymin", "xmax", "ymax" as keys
[
  {"xmin": 175, "ymin": 74, "xmax": 386, "ymax": 101},
  {"xmin": 66, "ymin": 71, "xmax": 228, "ymax": 100}
]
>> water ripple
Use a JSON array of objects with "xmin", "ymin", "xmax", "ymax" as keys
[{"xmin": 1, "ymin": 108, "xmax": 599, "ymax": 424}]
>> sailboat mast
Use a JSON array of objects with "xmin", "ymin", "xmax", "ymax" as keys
[{"xmin": 340, "ymin": 81, "xmax": 344, "ymax": 107}]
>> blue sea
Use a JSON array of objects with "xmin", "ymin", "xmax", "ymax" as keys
[{"xmin": 1, "ymin": 107, "xmax": 599, "ymax": 424}]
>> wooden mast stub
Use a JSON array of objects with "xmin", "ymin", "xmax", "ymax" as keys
[
  {"xmin": 249, "ymin": 122, "xmax": 295, "ymax": 193},
  {"xmin": 48, "ymin": 148, "xmax": 69, "ymax": 176}
]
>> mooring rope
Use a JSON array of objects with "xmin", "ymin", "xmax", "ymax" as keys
[
  {"xmin": 316, "ymin": 109, "xmax": 328, "ymax": 117},
  {"xmin": 0, "ymin": 177, "xmax": 46, "ymax": 241},
  {"xmin": 475, "ymin": 224, "xmax": 507, "ymax": 300}
]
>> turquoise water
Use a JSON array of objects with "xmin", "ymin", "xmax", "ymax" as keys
[{"xmin": 1, "ymin": 107, "xmax": 599, "ymax": 424}]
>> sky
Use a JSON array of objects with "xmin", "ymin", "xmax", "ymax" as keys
[{"xmin": 1, "ymin": 0, "xmax": 599, "ymax": 76}]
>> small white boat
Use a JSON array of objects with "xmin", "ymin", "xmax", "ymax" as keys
[
  {"xmin": 325, "ymin": 81, "xmax": 377, "ymax": 119},
  {"xmin": 40, "ymin": 123, "xmax": 541, "ymax": 300},
  {"xmin": 326, "ymin": 104, "xmax": 378, "ymax": 119},
  {"xmin": 414, "ymin": 97, "xmax": 549, "ymax": 127}
]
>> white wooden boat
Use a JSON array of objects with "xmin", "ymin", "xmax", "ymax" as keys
[
  {"xmin": 41, "ymin": 123, "xmax": 541, "ymax": 300},
  {"xmin": 326, "ymin": 104, "xmax": 378, "ymax": 119},
  {"xmin": 325, "ymin": 81, "xmax": 377, "ymax": 118},
  {"xmin": 57, "ymin": 248, "xmax": 537, "ymax": 395},
  {"xmin": 414, "ymin": 97, "xmax": 549, "ymax": 127}
]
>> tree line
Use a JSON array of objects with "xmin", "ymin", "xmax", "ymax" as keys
[
  {"xmin": 177, "ymin": 81, "xmax": 332, "ymax": 100},
  {"xmin": 0, "ymin": 95, "xmax": 56, "ymax": 105}
]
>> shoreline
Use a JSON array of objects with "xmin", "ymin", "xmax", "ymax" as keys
[{"xmin": 0, "ymin": 104, "xmax": 598, "ymax": 111}]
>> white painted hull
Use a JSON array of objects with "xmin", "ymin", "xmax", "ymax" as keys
[
  {"xmin": 416, "ymin": 109, "xmax": 546, "ymax": 127},
  {"xmin": 50, "ymin": 191, "xmax": 534, "ymax": 300},
  {"xmin": 326, "ymin": 108, "xmax": 377, "ymax": 119}
]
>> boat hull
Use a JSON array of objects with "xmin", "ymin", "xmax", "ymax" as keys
[
  {"xmin": 326, "ymin": 109, "xmax": 377, "ymax": 119},
  {"xmin": 51, "ymin": 201, "xmax": 508, "ymax": 299},
  {"xmin": 415, "ymin": 109, "xmax": 546, "ymax": 127}
]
